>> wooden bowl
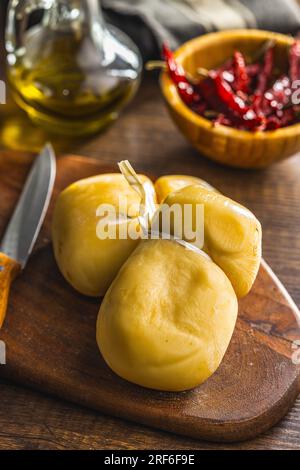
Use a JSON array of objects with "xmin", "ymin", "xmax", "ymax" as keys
[{"xmin": 160, "ymin": 30, "xmax": 300, "ymax": 169}]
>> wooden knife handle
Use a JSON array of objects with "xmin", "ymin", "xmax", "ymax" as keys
[{"xmin": 0, "ymin": 253, "xmax": 21, "ymax": 329}]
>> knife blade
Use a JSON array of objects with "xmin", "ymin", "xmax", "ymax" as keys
[{"xmin": 0, "ymin": 143, "xmax": 56, "ymax": 328}]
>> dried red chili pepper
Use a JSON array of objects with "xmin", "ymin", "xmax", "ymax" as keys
[
  {"xmin": 201, "ymin": 72, "xmax": 263, "ymax": 130},
  {"xmin": 196, "ymin": 76, "xmax": 226, "ymax": 112},
  {"xmin": 253, "ymin": 45, "xmax": 274, "ymax": 111},
  {"xmin": 289, "ymin": 40, "xmax": 300, "ymax": 82},
  {"xmin": 232, "ymin": 51, "xmax": 249, "ymax": 93},
  {"xmin": 266, "ymin": 107, "xmax": 295, "ymax": 130},
  {"xmin": 213, "ymin": 72, "xmax": 264, "ymax": 129},
  {"xmin": 193, "ymin": 75, "xmax": 242, "ymax": 128},
  {"xmin": 262, "ymin": 75, "xmax": 292, "ymax": 115},
  {"xmin": 162, "ymin": 43, "xmax": 200, "ymax": 105},
  {"xmin": 160, "ymin": 42, "xmax": 299, "ymax": 132},
  {"xmin": 213, "ymin": 73, "xmax": 248, "ymax": 115}
]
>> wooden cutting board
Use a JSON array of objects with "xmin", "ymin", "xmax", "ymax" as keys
[{"xmin": 0, "ymin": 153, "xmax": 300, "ymax": 443}]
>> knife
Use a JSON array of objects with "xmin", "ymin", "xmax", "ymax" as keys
[{"xmin": 0, "ymin": 144, "xmax": 56, "ymax": 328}]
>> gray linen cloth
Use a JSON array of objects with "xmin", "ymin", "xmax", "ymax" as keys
[{"xmin": 103, "ymin": 0, "xmax": 300, "ymax": 59}]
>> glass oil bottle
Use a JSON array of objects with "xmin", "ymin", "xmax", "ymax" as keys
[{"xmin": 6, "ymin": 0, "xmax": 142, "ymax": 136}]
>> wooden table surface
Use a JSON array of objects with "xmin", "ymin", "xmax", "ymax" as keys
[{"xmin": 0, "ymin": 76, "xmax": 300, "ymax": 450}]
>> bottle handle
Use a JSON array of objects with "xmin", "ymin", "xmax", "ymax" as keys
[{"xmin": 6, "ymin": 0, "xmax": 51, "ymax": 57}]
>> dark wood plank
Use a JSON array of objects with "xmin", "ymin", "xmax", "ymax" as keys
[
  {"xmin": 0, "ymin": 379, "xmax": 300, "ymax": 450},
  {"xmin": 0, "ymin": 77, "xmax": 300, "ymax": 449},
  {"xmin": 0, "ymin": 154, "xmax": 299, "ymax": 443}
]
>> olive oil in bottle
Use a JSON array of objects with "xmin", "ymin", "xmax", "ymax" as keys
[{"xmin": 6, "ymin": 0, "xmax": 142, "ymax": 137}]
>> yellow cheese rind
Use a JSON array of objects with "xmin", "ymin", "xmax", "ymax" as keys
[
  {"xmin": 97, "ymin": 239, "xmax": 238, "ymax": 392},
  {"xmin": 164, "ymin": 185, "xmax": 262, "ymax": 297},
  {"xmin": 155, "ymin": 175, "xmax": 217, "ymax": 203},
  {"xmin": 52, "ymin": 173, "xmax": 156, "ymax": 297}
]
